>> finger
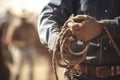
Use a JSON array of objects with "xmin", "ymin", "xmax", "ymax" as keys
[
  {"xmin": 73, "ymin": 15, "xmax": 88, "ymax": 22},
  {"xmin": 68, "ymin": 23, "xmax": 83, "ymax": 33},
  {"xmin": 67, "ymin": 22, "xmax": 74, "ymax": 27},
  {"xmin": 68, "ymin": 22, "xmax": 82, "ymax": 28},
  {"xmin": 71, "ymin": 27, "xmax": 83, "ymax": 33},
  {"xmin": 74, "ymin": 15, "xmax": 88, "ymax": 19},
  {"xmin": 76, "ymin": 35, "xmax": 84, "ymax": 41}
]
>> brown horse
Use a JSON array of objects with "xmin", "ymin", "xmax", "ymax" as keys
[{"xmin": 0, "ymin": 21, "xmax": 10, "ymax": 80}]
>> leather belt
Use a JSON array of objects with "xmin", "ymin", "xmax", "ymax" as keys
[{"xmin": 75, "ymin": 64, "xmax": 120, "ymax": 78}]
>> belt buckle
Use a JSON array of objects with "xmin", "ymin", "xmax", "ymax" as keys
[
  {"xmin": 96, "ymin": 66, "xmax": 120, "ymax": 78},
  {"xmin": 96, "ymin": 66, "xmax": 109, "ymax": 78},
  {"xmin": 110, "ymin": 66, "xmax": 120, "ymax": 76},
  {"xmin": 111, "ymin": 66, "xmax": 120, "ymax": 76},
  {"xmin": 116, "ymin": 66, "xmax": 120, "ymax": 74}
]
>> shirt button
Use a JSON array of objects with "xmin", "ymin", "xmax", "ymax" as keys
[
  {"xmin": 104, "ymin": 47, "xmax": 107, "ymax": 50},
  {"xmin": 105, "ymin": 10, "xmax": 108, "ymax": 13},
  {"xmin": 53, "ymin": 8, "xmax": 57, "ymax": 10}
]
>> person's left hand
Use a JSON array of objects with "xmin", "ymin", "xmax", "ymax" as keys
[{"xmin": 68, "ymin": 15, "xmax": 103, "ymax": 41}]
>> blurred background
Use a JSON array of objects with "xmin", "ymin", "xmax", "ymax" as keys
[
  {"xmin": 0, "ymin": 0, "xmax": 64, "ymax": 80},
  {"xmin": 0, "ymin": 0, "xmax": 48, "ymax": 14}
]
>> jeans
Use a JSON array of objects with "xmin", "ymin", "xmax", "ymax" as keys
[{"xmin": 65, "ymin": 73, "xmax": 120, "ymax": 80}]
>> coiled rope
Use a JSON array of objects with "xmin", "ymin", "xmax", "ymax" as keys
[
  {"xmin": 52, "ymin": 19, "xmax": 89, "ymax": 80},
  {"xmin": 51, "ymin": 19, "xmax": 120, "ymax": 80}
]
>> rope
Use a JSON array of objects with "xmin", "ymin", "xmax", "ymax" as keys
[
  {"xmin": 52, "ymin": 19, "xmax": 89, "ymax": 80},
  {"xmin": 102, "ymin": 26, "xmax": 120, "ymax": 56},
  {"xmin": 51, "ymin": 19, "xmax": 120, "ymax": 80}
]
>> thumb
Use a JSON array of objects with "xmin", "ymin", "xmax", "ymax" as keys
[
  {"xmin": 73, "ymin": 15, "xmax": 88, "ymax": 22},
  {"xmin": 68, "ymin": 22, "xmax": 82, "ymax": 31}
]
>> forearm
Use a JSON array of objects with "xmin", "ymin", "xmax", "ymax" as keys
[
  {"xmin": 37, "ymin": 0, "xmax": 73, "ymax": 50},
  {"xmin": 37, "ymin": 18, "xmax": 60, "ymax": 50}
]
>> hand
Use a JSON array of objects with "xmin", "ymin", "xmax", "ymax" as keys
[{"xmin": 68, "ymin": 15, "xmax": 103, "ymax": 41}]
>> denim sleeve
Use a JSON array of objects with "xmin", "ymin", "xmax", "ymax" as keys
[
  {"xmin": 37, "ymin": 0, "xmax": 73, "ymax": 50},
  {"xmin": 102, "ymin": 17, "xmax": 120, "ymax": 37}
]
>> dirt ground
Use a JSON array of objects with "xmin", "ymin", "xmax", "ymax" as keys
[{"xmin": 15, "ymin": 56, "xmax": 65, "ymax": 80}]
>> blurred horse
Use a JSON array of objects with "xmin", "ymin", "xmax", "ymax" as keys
[
  {"xmin": 0, "ymin": 20, "xmax": 10, "ymax": 80},
  {"xmin": 1, "ymin": 9, "xmax": 65, "ymax": 80}
]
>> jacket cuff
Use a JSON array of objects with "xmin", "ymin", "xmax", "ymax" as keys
[{"xmin": 48, "ymin": 32, "xmax": 59, "ymax": 50}]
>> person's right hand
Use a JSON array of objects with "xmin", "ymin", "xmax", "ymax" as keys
[{"xmin": 67, "ymin": 15, "xmax": 103, "ymax": 41}]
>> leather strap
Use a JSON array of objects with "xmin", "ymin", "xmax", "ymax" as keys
[{"xmin": 76, "ymin": 64, "xmax": 120, "ymax": 78}]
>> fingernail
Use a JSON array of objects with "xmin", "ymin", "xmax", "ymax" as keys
[{"xmin": 67, "ymin": 22, "xmax": 73, "ymax": 27}]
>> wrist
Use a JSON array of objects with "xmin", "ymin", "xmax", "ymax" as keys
[{"xmin": 96, "ymin": 21, "xmax": 104, "ymax": 35}]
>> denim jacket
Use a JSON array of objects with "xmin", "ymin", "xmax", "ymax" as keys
[{"xmin": 38, "ymin": 0, "xmax": 120, "ymax": 66}]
